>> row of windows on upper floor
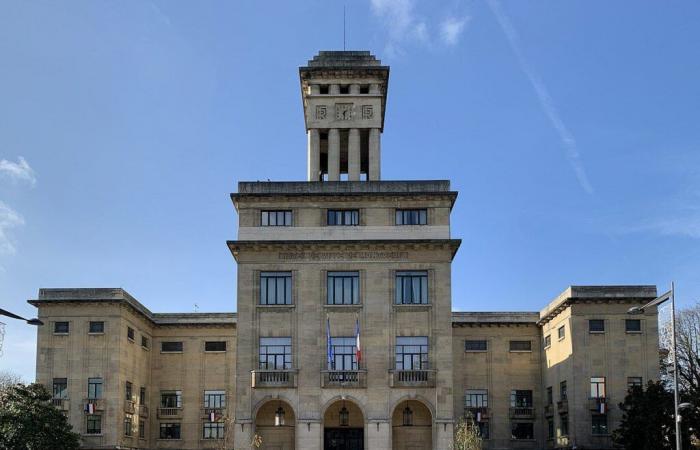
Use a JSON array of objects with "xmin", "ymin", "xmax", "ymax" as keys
[
  {"xmin": 542, "ymin": 319, "xmax": 644, "ymax": 348},
  {"xmin": 312, "ymin": 84, "xmax": 374, "ymax": 95},
  {"xmin": 260, "ymin": 208, "xmax": 428, "ymax": 227},
  {"xmin": 86, "ymin": 416, "xmax": 225, "ymax": 441},
  {"xmin": 260, "ymin": 270, "xmax": 429, "ymax": 305}
]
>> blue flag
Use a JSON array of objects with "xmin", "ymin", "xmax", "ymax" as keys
[{"xmin": 326, "ymin": 316, "xmax": 334, "ymax": 370}]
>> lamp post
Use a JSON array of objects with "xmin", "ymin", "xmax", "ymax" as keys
[
  {"xmin": 0, "ymin": 307, "xmax": 43, "ymax": 326},
  {"xmin": 628, "ymin": 283, "xmax": 679, "ymax": 450}
]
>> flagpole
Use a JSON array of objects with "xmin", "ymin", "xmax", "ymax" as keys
[{"xmin": 672, "ymin": 282, "xmax": 682, "ymax": 450}]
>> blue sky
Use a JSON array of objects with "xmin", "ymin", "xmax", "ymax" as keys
[{"xmin": 1, "ymin": 1, "xmax": 699, "ymax": 381}]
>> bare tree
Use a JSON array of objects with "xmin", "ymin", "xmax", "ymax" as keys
[
  {"xmin": 453, "ymin": 413, "xmax": 482, "ymax": 450},
  {"xmin": 0, "ymin": 370, "xmax": 23, "ymax": 391}
]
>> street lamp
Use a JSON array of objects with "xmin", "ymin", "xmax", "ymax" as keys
[
  {"xmin": 628, "ymin": 283, "xmax": 679, "ymax": 450},
  {"xmin": 0, "ymin": 307, "xmax": 43, "ymax": 326}
]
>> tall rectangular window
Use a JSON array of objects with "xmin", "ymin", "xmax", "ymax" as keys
[
  {"xmin": 327, "ymin": 209, "xmax": 359, "ymax": 226},
  {"xmin": 546, "ymin": 387, "xmax": 553, "ymax": 405},
  {"xmin": 626, "ymin": 319, "xmax": 642, "ymax": 333},
  {"xmin": 125, "ymin": 381, "xmax": 132, "ymax": 401},
  {"xmin": 395, "ymin": 336, "xmax": 429, "ymax": 370},
  {"xmin": 509, "ymin": 340, "xmax": 532, "ymax": 352},
  {"xmin": 86, "ymin": 415, "xmax": 101, "ymax": 434},
  {"xmin": 510, "ymin": 390, "xmax": 533, "ymax": 408},
  {"xmin": 327, "ymin": 272, "xmax": 360, "ymax": 305},
  {"xmin": 560, "ymin": 414, "xmax": 569, "ymax": 435},
  {"xmin": 547, "ymin": 417, "xmax": 555, "ymax": 439},
  {"xmin": 88, "ymin": 321, "xmax": 104, "ymax": 333},
  {"xmin": 88, "ymin": 378, "xmax": 103, "ymax": 399},
  {"xmin": 127, "ymin": 327, "xmax": 135, "ymax": 341},
  {"xmin": 329, "ymin": 337, "xmax": 358, "ymax": 370},
  {"xmin": 259, "ymin": 337, "xmax": 292, "ymax": 370},
  {"xmin": 592, "ymin": 414, "xmax": 608, "ymax": 435},
  {"xmin": 205, "ymin": 341, "xmax": 227, "ymax": 352},
  {"xmin": 560, "ymin": 381, "xmax": 567, "ymax": 401},
  {"xmin": 204, "ymin": 390, "xmax": 226, "ymax": 408},
  {"xmin": 141, "ymin": 336, "xmax": 149, "ymax": 349},
  {"xmin": 396, "ymin": 209, "xmax": 427, "ymax": 225},
  {"xmin": 590, "ymin": 377, "xmax": 606, "ymax": 398},
  {"xmin": 395, "ymin": 271, "xmax": 429, "ymax": 304},
  {"xmin": 124, "ymin": 413, "xmax": 133, "ymax": 436},
  {"xmin": 261, "ymin": 210, "xmax": 292, "ymax": 226},
  {"xmin": 464, "ymin": 340, "xmax": 487, "ymax": 352},
  {"xmin": 544, "ymin": 335, "xmax": 551, "ymax": 348},
  {"xmin": 203, "ymin": 422, "xmax": 225, "ymax": 439},
  {"xmin": 54, "ymin": 321, "xmax": 69, "ymax": 334},
  {"xmin": 558, "ymin": 325, "xmax": 566, "ymax": 340},
  {"xmin": 139, "ymin": 387, "xmax": 146, "ymax": 405},
  {"xmin": 589, "ymin": 319, "xmax": 605, "ymax": 333},
  {"xmin": 511, "ymin": 422, "xmax": 534, "ymax": 440},
  {"xmin": 161, "ymin": 341, "xmax": 183, "ymax": 352},
  {"xmin": 160, "ymin": 391, "xmax": 182, "ymax": 408},
  {"xmin": 53, "ymin": 378, "xmax": 68, "ymax": 399},
  {"xmin": 260, "ymin": 272, "xmax": 292, "ymax": 305},
  {"xmin": 159, "ymin": 423, "xmax": 181, "ymax": 439},
  {"xmin": 138, "ymin": 419, "xmax": 145, "ymax": 439},
  {"xmin": 464, "ymin": 389, "xmax": 488, "ymax": 408}
]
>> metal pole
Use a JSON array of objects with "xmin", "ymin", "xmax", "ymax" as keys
[{"xmin": 672, "ymin": 282, "xmax": 682, "ymax": 450}]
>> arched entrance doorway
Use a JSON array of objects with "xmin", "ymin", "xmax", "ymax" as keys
[
  {"xmin": 323, "ymin": 399, "xmax": 364, "ymax": 450},
  {"xmin": 391, "ymin": 400, "xmax": 432, "ymax": 450},
  {"xmin": 255, "ymin": 399, "xmax": 296, "ymax": 450}
]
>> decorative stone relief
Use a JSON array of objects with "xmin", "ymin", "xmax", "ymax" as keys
[
  {"xmin": 362, "ymin": 105, "xmax": 374, "ymax": 120},
  {"xmin": 315, "ymin": 105, "xmax": 327, "ymax": 120},
  {"xmin": 335, "ymin": 103, "xmax": 353, "ymax": 121}
]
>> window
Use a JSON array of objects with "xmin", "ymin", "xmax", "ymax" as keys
[
  {"xmin": 327, "ymin": 209, "xmax": 359, "ymax": 226},
  {"xmin": 139, "ymin": 419, "xmax": 145, "ymax": 439},
  {"xmin": 54, "ymin": 321, "xmax": 69, "ymax": 334},
  {"xmin": 544, "ymin": 335, "xmax": 551, "ymax": 348},
  {"xmin": 127, "ymin": 327, "xmax": 135, "ymax": 341},
  {"xmin": 161, "ymin": 341, "xmax": 183, "ymax": 353},
  {"xmin": 329, "ymin": 337, "xmax": 358, "ymax": 370},
  {"xmin": 139, "ymin": 387, "xmax": 146, "ymax": 405},
  {"xmin": 259, "ymin": 337, "xmax": 292, "ymax": 370},
  {"xmin": 203, "ymin": 421, "xmax": 225, "ymax": 439},
  {"xmin": 88, "ymin": 321, "xmax": 104, "ymax": 333},
  {"xmin": 125, "ymin": 381, "xmax": 133, "ymax": 401},
  {"xmin": 395, "ymin": 336, "xmax": 429, "ymax": 370},
  {"xmin": 396, "ymin": 209, "xmax": 427, "ymax": 225},
  {"xmin": 339, "ymin": 84, "xmax": 349, "ymax": 94},
  {"xmin": 141, "ymin": 336, "xmax": 149, "ymax": 349},
  {"xmin": 160, "ymin": 391, "xmax": 182, "ymax": 408},
  {"xmin": 592, "ymin": 414, "xmax": 608, "ymax": 435},
  {"xmin": 589, "ymin": 319, "xmax": 605, "ymax": 333},
  {"xmin": 124, "ymin": 413, "xmax": 133, "ymax": 436},
  {"xmin": 402, "ymin": 406, "xmax": 413, "ymax": 426},
  {"xmin": 359, "ymin": 84, "xmax": 370, "ymax": 94},
  {"xmin": 261, "ymin": 210, "xmax": 292, "ymax": 226},
  {"xmin": 88, "ymin": 378, "xmax": 103, "ymax": 399},
  {"xmin": 395, "ymin": 271, "xmax": 429, "ymax": 304},
  {"xmin": 159, "ymin": 423, "xmax": 181, "ymax": 439},
  {"xmin": 319, "ymin": 84, "xmax": 329, "ymax": 94},
  {"xmin": 53, "ymin": 378, "xmax": 68, "ymax": 399},
  {"xmin": 560, "ymin": 381, "xmax": 568, "ymax": 401},
  {"xmin": 477, "ymin": 421, "xmax": 490, "ymax": 439},
  {"xmin": 510, "ymin": 390, "xmax": 533, "ymax": 408},
  {"xmin": 205, "ymin": 341, "xmax": 227, "ymax": 352},
  {"xmin": 558, "ymin": 325, "xmax": 565, "ymax": 340},
  {"xmin": 628, "ymin": 377, "xmax": 643, "ymax": 389},
  {"xmin": 511, "ymin": 422, "xmax": 534, "ymax": 440},
  {"xmin": 626, "ymin": 319, "xmax": 642, "ymax": 333},
  {"xmin": 86, "ymin": 415, "xmax": 101, "ymax": 434},
  {"xmin": 560, "ymin": 414, "xmax": 569, "ymax": 435},
  {"xmin": 590, "ymin": 377, "xmax": 606, "ymax": 398},
  {"xmin": 547, "ymin": 417, "xmax": 555, "ymax": 439},
  {"xmin": 546, "ymin": 387, "xmax": 553, "ymax": 405},
  {"xmin": 260, "ymin": 272, "xmax": 292, "ymax": 305},
  {"xmin": 465, "ymin": 389, "xmax": 488, "ymax": 408},
  {"xmin": 465, "ymin": 340, "xmax": 487, "ymax": 352},
  {"xmin": 327, "ymin": 271, "xmax": 360, "ymax": 305},
  {"xmin": 509, "ymin": 340, "xmax": 532, "ymax": 352},
  {"xmin": 204, "ymin": 390, "xmax": 226, "ymax": 408}
]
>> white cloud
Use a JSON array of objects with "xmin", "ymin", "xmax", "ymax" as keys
[
  {"xmin": 0, "ymin": 202, "xmax": 25, "ymax": 256},
  {"xmin": 440, "ymin": 16, "xmax": 470, "ymax": 46},
  {"xmin": 0, "ymin": 156, "xmax": 36, "ymax": 187},
  {"xmin": 487, "ymin": 0, "xmax": 594, "ymax": 194}
]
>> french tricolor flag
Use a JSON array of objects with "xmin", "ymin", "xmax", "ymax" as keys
[
  {"xmin": 355, "ymin": 317, "xmax": 361, "ymax": 365},
  {"xmin": 598, "ymin": 400, "xmax": 606, "ymax": 414},
  {"xmin": 209, "ymin": 411, "xmax": 216, "ymax": 422},
  {"xmin": 84, "ymin": 402, "xmax": 95, "ymax": 414}
]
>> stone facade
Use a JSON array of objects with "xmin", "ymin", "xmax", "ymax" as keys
[{"xmin": 29, "ymin": 51, "xmax": 661, "ymax": 450}]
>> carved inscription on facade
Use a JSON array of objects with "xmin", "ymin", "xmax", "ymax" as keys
[
  {"xmin": 362, "ymin": 105, "xmax": 374, "ymax": 120},
  {"xmin": 278, "ymin": 251, "xmax": 409, "ymax": 261},
  {"xmin": 315, "ymin": 105, "xmax": 327, "ymax": 120},
  {"xmin": 335, "ymin": 103, "xmax": 353, "ymax": 121}
]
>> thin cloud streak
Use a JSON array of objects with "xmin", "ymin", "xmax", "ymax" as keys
[
  {"xmin": 0, "ymin": 156, "xmax": 36, "ymax": 187},
  {"xmin": 440, "ymin": 16, "xmax": 470, "ymax": 46},
  {"xmin": 487, "ymin": 0, "xmax": 594, "ymax": 194},
  {"xmin": 0, "ymin": 202, "xmax": 25, "ymax": 256}
]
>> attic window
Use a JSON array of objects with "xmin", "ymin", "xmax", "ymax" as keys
[
  {"xmin": 339, "ymin": 85, "xmax": 349, "ymax": 94},
  {"xmin": 360, "ymin": 84, "xmax": 370, "ymax": 94},
  {"xmin": 319, "ymin": 85, "xmax": 329, "ymax": 94}
]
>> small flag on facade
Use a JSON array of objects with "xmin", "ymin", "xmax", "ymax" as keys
[
  {"xmin": 209, "ymin": 411, "xmax": 216, "ymax": 422},
  {"xmin": 85, "ymin": 402, "xmax": 95, "ymax": 414},
  {"xmin": 355, "ymin": 316, "xmax": 361, "ymax": 365},
  {"xmin": 476, "ymin": 411, "xmax": 482, "ymax": 422},
  {"xmin": 326, "ymin": 315, "xmax": 334, "ymax": 370},
  {"xmin": 599, "ymin": 400, "xmax": 606, "ymax": 414}
]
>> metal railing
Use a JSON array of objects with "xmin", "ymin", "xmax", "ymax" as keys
[
  {"xmin": 588, "ymin": 396, "xmax": 609, "ymax": 412},
  {"xmin": 557, "ymin": 400, "xmax": 568, "ymax": 413},
  {"xmin": 83, "ymin": 398, "xmax": 105, "ymax": 411},
  {"xmin": 464, "ymin": 407, "xmax": 489, "ymax": 420},
  {"xmin": 321, "ymin": 370, "xmax": 366, "ymax": 388},
  {"xmin": 157, "ymin": 407, "xmax": 183, "ymax": 418},
  {"xmin": 544, "ymin": 404, "xmax": 554, "ymax": 416},
  {"xmin": 251, "ymin": 369, "xmax": 297, "ymax": 388},
  {"xmin": 138, "ymin": 404, "xmax": 149, "ymax": 418},
  {"xmin": 389, "ymin": 369, "xmax": 436, "ymax": 388},
  {"xmin": 124, "ymin": 399, "xmax": 135, "ymax": 414},
  {"xmin": 509, "ymin": 406, "xmax": 535, "ymax": 419},
  {"xmin": 52, "ymin": 398, "xmax": 69, "ymax": 410}
]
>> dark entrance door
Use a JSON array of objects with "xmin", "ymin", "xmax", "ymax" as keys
[{"xmin": 324, "ymin": 427, "xmax": 364, "ymax": 450}]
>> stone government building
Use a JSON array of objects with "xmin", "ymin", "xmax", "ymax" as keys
[{"xmin": 30, "ymin": 51, "xmax": 661, "ymax": 450}]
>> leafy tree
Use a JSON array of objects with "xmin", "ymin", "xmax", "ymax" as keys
[
  {"xmin": 0, "ymin": 382, "xmax": 80, "ymax": 450},
  {"xmin": 613, "ymin": 381, "xmax": 691, "ymax": 450},
  {"xmin": 453, "ymin": 413, "xmax": 482, "ymax": 450}
]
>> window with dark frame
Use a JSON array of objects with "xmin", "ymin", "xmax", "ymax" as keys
[
  {"xmin": 465, "ymin": 340, "xmax": 487, "ymax": 352},
  {"xmin": 558, "ymin": 325, "xmax": 565, "ymax": 340},
  {"xmin": 510, "ymin": 340, "xmax": 532, "ymax": 352},
  {"xmin": 547, "ymin": 417, "xmax": 555, "ymax": 439},
  {"xmin": 626, "ymin": 319, "xmax": 642, "ymax": 333},
  {"xmin": 395, "ymin": 271, "xmax": 429, "ymax": 304},
  {"xmin": 544, "ymin": 335, "xmax": 551, "ymax": 348},
  {"xmin": 592, "ymin": 414, "xmax": 608, "ymax": 435},
  {"xmin": 139, "ymin": 419, "xmax": 145, "ymax": 439},
  {"xmin": 124, "ymin": 413, "xmax": 133, "ymax": 436},
  {"xmin": 395, "ymin": 336, "xmax": 429, "ymax": 370},
  {"xmin": 89, "ymin": 321, "xmax": 104, "ymax": 333},
  {"xmin": 465, "ymin": 389, "xmax": 488, "ymax": 408},
  {"xmin": 339, "ymin": 84, "xmax": 349, "ymax": 94},
  {"xmin": 561, "ymin": 413, "xmax": 569, "ymax": 435},
  {"xmin": 259, "ymin": 337, "xmax": 292, "ymax": 370},
  {"xmin": 546, "ymin": 387, "xmax": 553, "ymax": 405},
  {"xmin": 141, "ymin": 336, "xmax": 149, "ymax": 349},
  {"xmin": 395, "ymin": 209, "xmax": 427, "ymax": 225},
  {"xmin": 161, "ymin": 341, "xmax": 183, "ymax": 353},
  {"xmin": 477, "ymin": 421, "xmax": 489, "ymax": 439},
  {"xmin": 205, "ymin": 341, "xmax": 227, "ymax": 352},
  {"xmin": 511, "ymin": 422, "xmax": 534, "ymax": 440},
  {"xmin": 127, "ymin": 327, "xmax": 135, "ymax": 341},
  {"xmin": 203, "ymin": 421, "xmax": 225, "ymax": 439},
  {"xmin": 589, "ymin": 319, "xmax": 605, "ymax": 333},
  {"xmin": 359, "ymin": 84, "xmax": 370, "ymax": 94},
  {"xmin": 328, "ymin": 337, "xmax": 358, "ymax": 370},
  {"xmin": 54, "ymin": 321, "xmax": 69, "ymax": 334},
  {"xmin": 139, "ymin": 387, "xmax": 146, "ymax": 405},
  {"xmin": 88, "ymin": 377, "xmax": 103, "ymax": 399},
  {"xmin": 560, "ymin": 381, "xmax": 568, "ymax": 401},
  {"xmin": 510, "ymin": 390, "xmax": 533, "ymax": 408},
  {"xmin": 319, "ymin": 84, "xmax": 329, "ymax": 94},
  {"xmin": 327, "ymin": 209, "xmax": 359, "ymax": 226},
  {"xmin": 160, "ymin": 391, "xmax": 182, "ymax": 408},
  {"xmin": 86, "ymin": 415, "xmax": 101, "ymax": 434},
  {"xmin": 204, "ymin": 390, "xmax": 226, "ymax": 408},
  {"xmin": 261, "ymin": 210, "xmax": 292, "ymax": 227},
  {"xmin": 327, "ymin": 271, "xmax": 360, "ymax": 305},
  {"xmin": 53, "ymin": 378, "xmax": 68, "ymax": 399},
  {"xmin": 590, "ymin": 377, "xmax": 606, "ymax": 398},
  {"xmin": 159, "ymin": 423, "xmax": 181, "ymax": 439},
  {"xmin": 125, "ymin": 381, "xmax": 132, "ymax": 401},
  {"xmin": 260, "ymin": 272, "xmax": 292, "ymax": 305}
]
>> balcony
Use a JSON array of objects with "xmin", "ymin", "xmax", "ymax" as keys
[
  {"xmin": 157, "ymin": 407, "xmax": 183, "ymax": 419},
  {"xmin": 138, "ymin": 404, "xmax": 149, "ymax": 418},
  {"xmin": 588, "ymin": 397, "xmax": 609, "ymax": 412},
  {"xmin": 557, "ymin": 400, "xmax": 568, "ymax": 413},
  {"xmin": 321, "ymin": 370, "xmax": 367, "ymax": 388},
  {"xmin": 83, "ymin": 398, "xmax": 105, "ymax": 411},
  {"xmin": 201, "ymin": 407, "xmax": 225, "ymax": 420},
  {"xmin": 464, "ymin": 407, "xmax": 489, "ymax": 421},
  {"xmin": 509, "ymin": 407, "xmax": 535, "ymax": 419},
  {"xmin": 52, "ymin": 398, "xmax": 70, "ymax": 411},
  {"xmin": 251, "ymin": 369, "xmax": 298, "ymax": 388},
  {"xmin": 124, "ymin": 399, "xmax": 136, "ymax": 414},
  {"xmin": 389, "ymin": 369, "xmax": 436, "ymax": 388},
  {"xmin": 544, "ymin": 404, "xmax": 554, "ymax": 417}
]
